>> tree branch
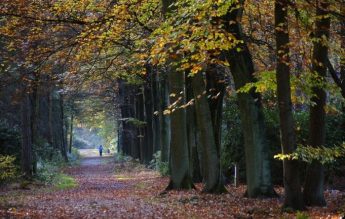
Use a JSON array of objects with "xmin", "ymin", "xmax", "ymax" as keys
[
  {"xmin": 0, "ymin": 13, "xmax": 89, "ymax": 25},
  {"xmin": 326, "ymin": 57, "xmax": 343, "ymax": 88}
]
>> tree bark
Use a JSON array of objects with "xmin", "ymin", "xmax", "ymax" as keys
[
  {"xmin": 59, "ymin": 93, "xmax": 68, "ymax": 161},
  {"xmin": 206, "ymin": 66, "xmax": 225, "ymax": 153},
  {"xmin": 192, "ymin": 72, "xmax": 226, "ymax": 193},
  {"xmin": 223, "ymin": 1, "xmax": 276, "ymax": 198},
  {"xmin": 31, "ymin": 72, "xmax": 40, "ymax": 174},
  {"xmin": 21, "ymin": 92, "xmax": 33, "ymax": 178},
  {"xmin": 48, "ymin": 86, "xmax": 54, "ymax": 149},
  {"xmin": 341, "ymin": 1, "xmax": 345, "ymax": 124},
  {"xmin": 69, "ymin": 113, "xmax": 73, "ymax": 153},
  {"xmin": 275, "ymin": 0, "xmax": 305, "ymax": 210},
  {"xmin": 166, "ymin": 69, "xmax": 194, "ymax": 189},
  {"xmin": 159, "ymin": 72, "xmax": 170, "ymax": 163},
  {"xmin": 151, "ymin": 69, "xmax": 161, "ymax": 154},
  {"xmin": 186, "ymin": 76, "xmax": 202, "ymax": 183},
  {"xmin": 303, "ymin": 0, "xmax": 330, "ymax": 207},
  {"xmin": 137, "ymin": 87, "xmax": 147, "ymax": 163},
  {"xmin": 162, "ymin": 0, "xmax": 194, "ymax": 190}
]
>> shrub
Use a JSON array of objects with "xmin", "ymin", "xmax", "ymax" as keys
[
  {"xmin": 115, "ymin": 151, "xmax": 133, "ymax": 163},
  {"xmin": 0, "ymin": 155, "xmax": 17, "ymax": 183},
  {"xmin": 36, "ymin": 158, "xmax": 77, "ymax": 189},
  {"xmin": 36, "ymin": 149, "xmax": 67, "ymax": 184},
  {"xmin": 36, "ymin": 160, "xmax": 60, "ymax": 184},
  {"xmin": 149, "ymin": 151, "xmax": 169, "ymax": 176},
  {"xmin": 296, "ymin": 211, "xmax": 310, "ymax": 219},
  {"xmin": 67, "ymin": 147, "xmax": 81, "ymax": 165},
  {"xmin": 0, "ymin": 123, "xmax": 21, "ymax": 165}
]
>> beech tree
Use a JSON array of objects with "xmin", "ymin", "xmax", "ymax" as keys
[
  {"xmin": 275, "ymin": 0, "xmax": 305, "ymax": 210},
  {"xmin": 303, "ymin": 0, "xmax": 330, "ymax": 206},
  {"xmin": 223, "ymin": 0, "xmax": 276, "ymax": 197},
  {"xmin": 162, "ymin": 0, "xmax": 194, "ymax": 190}
]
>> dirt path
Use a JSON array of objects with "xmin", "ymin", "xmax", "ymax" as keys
[
  {"xmin": 0, "ymin": 151, "xmax": 175, "ymax": 219},
  {"xmin": 1, "ymin": 151, "xmax": 344, "ymax": 218}
]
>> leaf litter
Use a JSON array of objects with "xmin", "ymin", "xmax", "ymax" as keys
[{"xmin": 0, "ymin": 156, "xmax": 344, "ymax": 218}]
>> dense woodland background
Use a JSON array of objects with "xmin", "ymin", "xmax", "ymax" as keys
[{"xmin": 0, "ymin": 0, "xmax": 345, "ymax": 213}]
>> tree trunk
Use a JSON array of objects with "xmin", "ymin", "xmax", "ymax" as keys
[
  {"xmin": 129, "ymin": 92, "xmax": 139, "ymax": 159},
  {"xmin": 162, "ymin": 0, "xmax": 194, "ymax": 190},
  {"xmin": 144, "ymin": 76, "xmax": 154, "ymax": 162},
  {"xmin": 192, "ymin": 72, "xmax": 226, "ymax": 193},
  {"xmin": 21, "ymin": 92, "xmax": 33, "ymax": 178},
  {"xmin": 137, "ymin": 88, "xmax": 147, "ymax": 163},
  {"xmin": 303, "ymin": 0, "xmax": 330, "ymax": 207},
  {"xmin": 223, "ymin": 1, "xmax": 276, "ymax": 198},
  {"xmin": 152, "ymin": 69, "xmax": 161, "ymax": 153},
  {"xmin": 31, "ymin": 73, "xmax": 40, "ymax": 174},
  {"xmin": 166, "ymin": 69, "xmax": 194, "ymax": 189},
  {"xmin": 59, "ymin": 93, "xmax": 68, "ymax": 161},
  {"xmin": 159, "ymin": 72, "xmax": 170, "ymax": 162},
  {"xmin": 69, "ymin": 113, "xmax": 74, "ymax": 154},
  {"xmin": 275, "ymin": 0, "xmax": 305, "ymax": 210},
  {"xmin": 206, "ymin": 66, "xmax": 225, "ymax": 153},
  {"xmin": 341, "ymin": 1, "xmax": 345, "ymax": 122},
  {"xmin": 48, "ymin": 86, "xmax": 54, "ymax": 149},
  {"xmin": 186, "ymin": 76, "xmax": 202, "ymax": 183}
]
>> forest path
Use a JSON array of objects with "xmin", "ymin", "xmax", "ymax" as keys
[
  {"xmin": 1, "ymin": 151, "xmax": 343, "ymax": 218},
  {"xmin": 0, "ymin": 150, "xmax": 177, "ymax": 218}
]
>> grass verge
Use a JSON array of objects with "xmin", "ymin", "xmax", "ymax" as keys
[{"xmin": 53, "ymin": 173, "xmax": 77, "ymax": 190}]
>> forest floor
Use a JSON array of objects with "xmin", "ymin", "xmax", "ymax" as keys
[{"xmin": 0, "ymin": 150, "xmax": 344, "ymax": 219}]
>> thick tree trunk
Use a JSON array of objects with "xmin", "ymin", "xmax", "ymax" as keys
[
  {"xmin": 21, "ymin": 92, "xmax": 33, "ymax": 178},
  {"xmin": 206, "ymin": 66, "xmax": 225, "ymax": 153},
  {"xmin": 162, "ymin": 0, "xmax": 193, "ymax": 190},
  {"xmin": 275, "ymin": 0, "xmax": 305, "ymax": 210},
  {"xmin": 186, "ymin": 76, "xmax": 202, "ymax": 183},
  {"xmin": 166, "ymin": 69, "xmax": 194, "ymax": 190},
  {"xmin": 192, "ymin": 72, "xmax": 226, "ymax": 193},
  {"xmin": 223, "ymin": 2, "xmax": 276, "ymax": 198},
  {"xmin": 303, "ymin": 0, "xmax": 330, "ymax": 207}
]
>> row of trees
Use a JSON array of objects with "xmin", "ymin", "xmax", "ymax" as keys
[
  {"xmin": 0, "ymin": 0, "xmax": 344, "ymax": 211},
  {"xmin": 0, "ymin": 62, "xmax": 69, "ymax": 177}
]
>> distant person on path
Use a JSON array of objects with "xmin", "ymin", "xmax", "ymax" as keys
[{"xmin": 98, "ymin": 145, "xmax": 103, "ymax": 157}]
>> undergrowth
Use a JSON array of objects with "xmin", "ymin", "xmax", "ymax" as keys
[
  {"xmin": 149, "ymin": 151, "xmax": 169, "ymax": 176},
  {"xmin": 36, "ymin": 148, "xmax": 80, "ymax": 189},
  {"xmin": 53, "ymin": 173, "xmax": 77, "ymax": 190}
]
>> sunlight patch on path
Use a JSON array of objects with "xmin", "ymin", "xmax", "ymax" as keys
[
  {"xmin": 78, "ymin": 149, "xmax": 113, "ymax": 158},
  {"xmin": 78, "ymin": 149, "xmax": 114, "ymax": 166},
  {"xmin": 78, "ymin": 149, "xmax": 100, "ymax": 158}
]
